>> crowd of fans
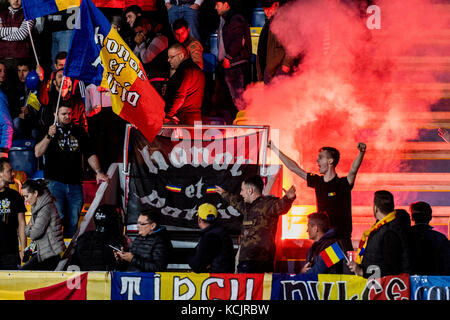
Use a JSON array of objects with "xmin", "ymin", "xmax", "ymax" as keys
[{"xmin": 0, "ymin": 0, "xmax": 448, "ymax": 278}]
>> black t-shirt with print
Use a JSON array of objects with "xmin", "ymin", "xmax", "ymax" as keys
[
  {"xmin": 0, "ymin": 188, "xmax": 26, "ymax": 254},
  {"xmin": 307, "ymin": 173, "xmax": 353, "ymax": 239},
  {"xmin": 43, "ymin": 123, "xmax": 95, "ymax": 184}
]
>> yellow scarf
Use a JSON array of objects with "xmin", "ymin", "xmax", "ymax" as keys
[{"xmin": 355, "ymin": 211, "xmax": 396, "ymax": 264}]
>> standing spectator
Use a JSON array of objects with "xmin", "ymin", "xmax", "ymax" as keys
[
  {"xmin": 409, "ymin": 201, "xmax": 450, "ymax": 275},
  {"xmin": 34, "ymin": 104, "xmax": 109, "ymax": 238},
  {"xmin": 39, "ymin": 68, "xmax": 88, "ymax": 134},
  {"xmin": 20, "ymin": 179, "xmax": 66, "ymax": 271},
  {"xmin": 114, "ymin": 210, "xmax": 172, "ymax": 272},
  {"xmin": 165, "ymin": 0, "xmax": 203, "ymax": 42},
  {"xmin": 0, "ymin": 157, "xmax": 26, "ymax": 269},
  {"xmin": 0, "ymin": 89, "xmax": 13, "ymax": 158},
  {"xmin": 172, "ymin": 18, "xmax": 203, "ymax": 73},
  {"xmin": 188, "ymin": 203, "xmax": 235, "ymax": 273},
  {"xmin": 215, "ymin": 175, "xmax": 296, "ymax": 273},
  {"xmin": 301, "ymin": 212, "xmax": 352, "ymax": 275},
  {"xmin": 269, "ymin": 141, "xmax": 366, "ymax": 250},
  {"xmin": 133, "ymin": 15, "xmax": 170, "ymax": 93},
  {"xmin": 215, "ymin": 0, "xmax": 252, "ymax": 111},
  {"xmin": 164, "ymin": 43, "xmax": 205, "ymax": 125},
  {"xmin": 0, "ymin": 0, "xmax": 36, "ymax": 71},
  {"xmin": 347, "ymin": 191, "xmax": 411, "ymax": 278},
  {"xmin": 257, "ymin": 1, "xmax": 295, "ymax": 84}
]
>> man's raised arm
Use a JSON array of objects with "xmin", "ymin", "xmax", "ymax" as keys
[
  {"xmin": 347, "ymin": 142, "xmax": 366, "ymax": 186},
  {"xmin": 268, "ymin": 141, "xmax": 307, "ymax": 180}
]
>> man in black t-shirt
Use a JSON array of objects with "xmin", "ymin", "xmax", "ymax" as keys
[
  {"xmin": 0, "ymin": 157, "xmax": 26, "ymax": 269},
  {"xmin": 269, "ymin": 141, "xmax": 366, "ymax": 249},
  {"xmin": 35, "ymin": 104, "xmax": 109, "ymax": 238}
]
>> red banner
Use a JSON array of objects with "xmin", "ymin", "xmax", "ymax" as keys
[{"xmin": 92, "ymin": 0, "xmax": 157, "ymax": 11}]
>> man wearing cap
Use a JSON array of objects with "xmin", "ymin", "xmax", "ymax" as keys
[{"xmin": 188, "ymin": 203, "xmax": 235, "ymax": 273}]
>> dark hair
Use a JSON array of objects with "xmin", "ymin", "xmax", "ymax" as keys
[
  {"xmin": 55, "ymin": 51, "xmax": 67, "ymax": 63},
  {"xmin": 140, "ymin": 210, "xmax": 161, "ymax": 226},
  {"xmin": 22, "ymin": 179, "xmax": 49, "ymax": 196},
  {"xmin": 170, "ymin": 43, "xmax": 187, "ymax": 55},
  {"xmin": 133, "ymin": 15, "xmax": 158, "ymax": 29},
  {"xmin": 374, "ymin": 190, "xmax": 395, "ymax": 215},
  {"xmin": 17, "ymin": 59, "xmax": 34, "ymax": 70},
  {"xmin": 307, "ymin": 212, "xmax": 330, "ymax": 233},
  {"xmin": 124, "ymin": 5, "xmax": 143, "ymax": 16},
  {"xmin": 319, "ymin": 147, "xmax": 340, "ymax": 167},
  {"xmin": 395, "ymin": 209, "xmax": 411, "ymax": 229},
  {"xmin": 409, "ymin": 201, "xmax": 432, "ymax": 224},
  {"xmin": 243, "ymin": 175, "xmax": 264, "ymax": 194},
  {"xmin": 172, "ymin": 18, "xmax": 189, "ymax": 31},
  {"xmin": 0, "ymin": 157, "xmax": 10, "ymax": 172}
]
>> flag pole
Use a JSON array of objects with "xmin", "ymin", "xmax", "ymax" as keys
[
  {"xmin": 26, "ymin": 20, "xmax": 40, "ymax": 68},
  {"xmin": 53, "ymin": 76, "xmax": 65, "ymax": 125}
]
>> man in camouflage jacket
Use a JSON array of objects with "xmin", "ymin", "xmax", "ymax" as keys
[{"xmin": 216, "ymin": 175, "xmax": 296, "ymax": 273}]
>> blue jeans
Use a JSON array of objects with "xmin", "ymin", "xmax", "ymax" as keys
[
  {"xmin": 167, "ymin": 5, "xmax": 201, "ymax": 41},
  {"xmin": 48, "ymin": 180, "xmax": 83, "ymax": 238},
  {"xmin": 224, "ymin": 63, "xmax": 248, "ymax": 111}
]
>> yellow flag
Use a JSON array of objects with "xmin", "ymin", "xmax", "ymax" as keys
[{"xmin": 27, "ymin": 93, "xmax": 40, "ymax": 111}]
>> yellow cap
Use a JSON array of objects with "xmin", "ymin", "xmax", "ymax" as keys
[{"xmin": 198, "ymin": 203, "xmax": 218, "ymax": 221}]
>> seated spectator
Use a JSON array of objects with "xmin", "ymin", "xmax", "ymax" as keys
[
  {"xmin": 409, "ymin": 201, "xmax": 450, "ymax": 275},
  {"xmin": 188, "ymin": 203, "xmax": 235, "ymax": 273},
  {"xmin": 121, "ymin": 5, "xmax": 143, "ymax": 49},
  {"xmin": 0, "ymin": 0, "xmax": 36, "ymax": 71},
  {"xmin": 347, "ymin": 190, "xmax": 411, "ymax": 278},
  {"xmin": 20, "ymin": 179, "xmax": 66, "ymax": 270},
  {"xmin": 164, "ymin": 43, "xmax": 205, "ymax": 125},
  {"xmin": 133, "ymin": 15, "xmax": 170, "ymax": 93},
  {"xmin": 70, "ymin": 204, "xmax": 128, "ymax": 271},
  {"xmin": 172, "ymin": 18, "xmax": 203, "ymax": 74},
  {"xmin": 301, "ymin": 212, "xmax": 352, "ymax": 275},
  {"xmin": 0, "ymin": 87, "xmax": 13, "ymax": 158},
  {"xmin": 114, "ymin": 210, "xmax": 172, "ymax": 272},
  {"xmin": 124, "ymin": 5, "xmax": 143, "ymax": 28},
  {"xmin": 12, "ymin": 60, "xmax": 40, "ymax": 140}
]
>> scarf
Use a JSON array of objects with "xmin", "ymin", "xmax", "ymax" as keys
[{"xmin": 355, "ymin": 210, "xmax": 396, "ymax": 264}]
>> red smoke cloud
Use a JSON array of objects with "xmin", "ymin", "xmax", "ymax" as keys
[{"xmin": 244, "ymin": 0, "xmax": 448, "ymax": 206}]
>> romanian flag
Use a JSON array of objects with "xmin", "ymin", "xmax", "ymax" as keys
[
  {"xmin": 206, "ymin": 187, "xmax": 216, "ymax": 194},
  {"xmin": 22, "ymin": 0, "xmax": 80, "ymax": 20},
  {"xmin": 319, "ymin": 242, "xmax": 346, "ymax": 268},
  {"xmin": 166, "ymin": 185, "xmax": 182, "ymax": 193},
  {"xmin": 64, "ymin": 0, "xmax": 165, "ymax": 143}
]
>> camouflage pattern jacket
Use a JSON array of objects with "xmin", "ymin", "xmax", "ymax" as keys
[{"xmin": 222, "ymin": 192, "xmax": 295, "ymax": 262}]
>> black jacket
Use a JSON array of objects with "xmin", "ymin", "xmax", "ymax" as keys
[
  {"xmin": 220, "ymin": 9, "xmax": 252, "ymax": 67},
  {"xmin": 71, "ymin": 231, "xmax": 128, "ymax": 271},
  {"xmin": 361, "ymin": 216, "xmax": 411, "ymax": 278},
  {"xmin": 409, "ymin": 224, "xmax": 450, "ymax": 275},
  {"xmin": 164, "ymin": 58, "xmax": 205, "ymax": 121},
  {"xmin": 188, "ymin": 223, "xmax": 235, "ymax": 273},
  {"xmin": 128, "ymin": 227, "xmax": 172, "ymax": 272}
]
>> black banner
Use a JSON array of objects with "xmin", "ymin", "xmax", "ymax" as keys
[{"xmin": 126, "ymin": 128, "xmax": 264, "ymax": 234}]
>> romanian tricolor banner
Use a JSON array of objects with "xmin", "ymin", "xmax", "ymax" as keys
[
  {"xmin": 319, "ymin": 242, "xmax": 346, "ymax": 268},
  {"xmin": 64, "ymin": 0, "xmax": 165, "ymax": 143},
  {"xmin": 22, "ymin": 0, "xmax": 81, "ymax": 20}
]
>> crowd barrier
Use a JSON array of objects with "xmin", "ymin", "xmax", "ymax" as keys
[{"xmin": 0, "ymin": 271, "xmax": 448, "ymax": 300}]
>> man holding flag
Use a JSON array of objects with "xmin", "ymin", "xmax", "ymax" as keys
[
  {"xmin": 301, "ymin": 212, "xmax": 352, "ymax": 275},
  {"xmin": 22, "ymin": 0, "xmax": 165, "ymax": 143}
]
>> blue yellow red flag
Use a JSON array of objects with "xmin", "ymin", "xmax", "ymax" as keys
[
  {"xmin": 22, "ymin": 0, "xmax": 80, "ymax": 20},
  {"xmin": 64, "ymin": 0, "xmax": 165, "ymax": 143},
  {"xmin": 319, "ymin": 242, "xmax": 346, "ymax": 268}
]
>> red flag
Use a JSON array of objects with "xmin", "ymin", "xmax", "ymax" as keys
[{"xmin": 24, "ymin": 273, "xmax": 88, "ymax": 300}]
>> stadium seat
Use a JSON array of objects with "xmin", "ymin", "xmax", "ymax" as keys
[
  {"xmin": 9, "ymin": 139, "xmax": 38, "ymax": 178},
  {"xmin": 251, "ymin": 8, "xmax": 266, "ymax": 27}
]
